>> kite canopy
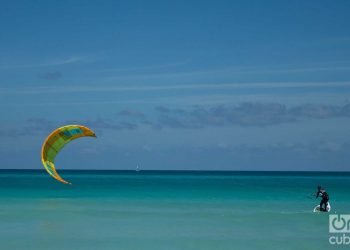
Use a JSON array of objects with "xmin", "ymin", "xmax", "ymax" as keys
[{"xmin": 41, "ymin": 125, "xmax": 96, "ymax": 184}]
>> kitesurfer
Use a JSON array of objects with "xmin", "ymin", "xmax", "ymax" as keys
[{"xmin": 316, "ymin": 186, "xmax": 329, "ymax": 212}]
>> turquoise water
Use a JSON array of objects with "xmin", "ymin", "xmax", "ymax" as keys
[{"xmin": 1, "ymin": 171, "xmax": 349, "ymax": 250}]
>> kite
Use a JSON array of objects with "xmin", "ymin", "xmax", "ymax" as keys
[{"xmin": 41, "ymin": 125, "xmax": 96, "ymax": 184}]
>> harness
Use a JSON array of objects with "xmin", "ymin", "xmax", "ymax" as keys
[{"xmin": 321, "ymin": 191, "xmax": 329, "ymax": 200}]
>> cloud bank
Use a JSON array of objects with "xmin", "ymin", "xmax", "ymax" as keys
[
  {"xmin": 2, "ymin": 102, "xmax": 350, "ymax": 138},
  {"xmin": 152, "ymin": 102, "xmax": 350, "ymax": 129}
]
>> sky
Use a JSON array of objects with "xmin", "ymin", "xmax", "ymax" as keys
[{"xmin": 1, "ymin": 0, "xmax": 350, "ymax": 171}]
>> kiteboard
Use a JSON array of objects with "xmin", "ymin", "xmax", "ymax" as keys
[{"xmin": 313, "ymin": 202, "xmax": 331, "ymax": 212}]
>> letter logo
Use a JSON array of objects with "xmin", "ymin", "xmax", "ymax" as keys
[{"xmin": 330, "ymin": 215, "xmax": 350, "ymax": 233}]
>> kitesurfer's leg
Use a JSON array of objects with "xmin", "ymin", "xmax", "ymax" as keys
[
  {"xmin": 324, "ymin": 198, "xmax": 329, "ymax": 211},
  {"xmin": 320, "ymin": 199, "xmax": 325, "ymax": 211}
]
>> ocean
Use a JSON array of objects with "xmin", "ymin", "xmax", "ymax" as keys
[{"xmin": 0, "ymin": 170, "xmax": 349, "ymax": 250}]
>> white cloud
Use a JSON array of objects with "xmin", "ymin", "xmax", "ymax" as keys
[
  {"xmin": 2, "ymin": 81, "xmax": 350, "ymax": 95},
  {"xmin": 0, "ymin": 56, "xmax": 84, "ymax": 70}
]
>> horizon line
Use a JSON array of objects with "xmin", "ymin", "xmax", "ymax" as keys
[{"xmin": 1, "ymin": 169, "xmax": 349, "ymax": 173}]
